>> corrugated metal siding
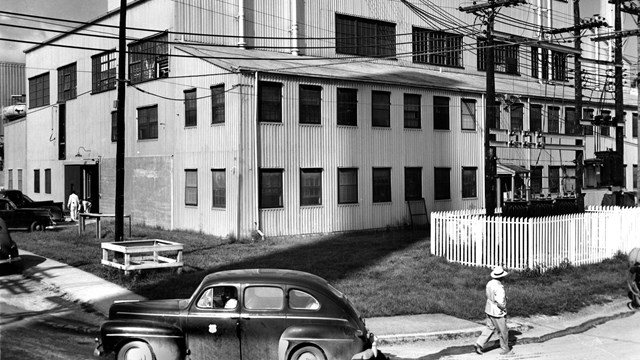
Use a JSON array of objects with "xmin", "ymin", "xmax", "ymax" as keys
[
  {"xmin": 0, "ymin": 62, "xmax": 25, "ymax": 138},
  {"xmin": 175, "ymin": 0, "xmax": 239, "ymax": 45}
]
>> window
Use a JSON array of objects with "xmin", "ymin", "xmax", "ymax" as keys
[
  {"xmin": 211, "ymin": 84, "xmax": 225, "ymax": 124},
  {"xmin": 111, "ymin": 111, "xmax": 117, "ymax": 142},
  {"xmin": 634, "ymin": 165, "xmax": 638, "ymax": 189},
  {"xmin": 34, "ymin": 169, "xmax": 40, "ymax": 193},
  {"xmin": 185, "ymin": 169, "xmax": 198, "ymax": 206},
  {"xmin": 632, "ymin": 113, "xmax": 638, "ymax": 138},
  {"xmin": 491, "ymin": 101, "xmax": 501, "ymax": 129},
  {"xmin": 565, "ymin": 108, "xmax": 579, "ymax": 135},
  {"xmin": 17, "ymin": 169, "xmax": 22, "ymax": 191},
  {"xmin": 28, "ymin": 72, "xmax": 50, "ymax": 109},
  {"xmin": 531, "ymin": 47, "xmax": 548, "ymax": 79},
  {"xmin": 404, "ymin": 94, "xmax": 421, "ymax": 129},
  {"xmin": 510, "ymin": 103, "xmax": 523, "ymax": 132},
  {"xmin": 338, "ymin": 168, "xmax": 358, "ymax": 204},
  {"xmin": 372, "ymin": 168, "xmax": 391, "ymax": 203},
  {"xmin": 7, "ymin": 170, "xmax": 12, "ymax": 190},
  {"xmin": 531, "ymin": 166, "xmax": 543, "ymax": 195},
  {"xmin": 478, "ymin": 39, "xmax": 519, "ymax": 74},
  {"xmin": 412, "ymin": 28, "xmax": 463, "ymax": 67},
  {"xmin": 551, "ymin": 51, "xmax": 568, "ymax": 81},
  {"xmin": 548, "ymin": 106, "xmax": 560, "ymax": 134},
  {"xmin": 196, "ymin": 286, "xmax": 238, "ymax": 309},
  {"xmin": 212, "ymin": 169, "xmax": 226, "ymax": 208},
  {"xmin": 563, "ymin": 167, "xmax": 576, "ymax": 193},
  {"xmin": 288, "ymin": 289, "xmax": 320, "ymax": 310},
  {"xmin": 260, "ymin": 169, "xmax": 283, "ymax": 208},
  {"xmin": 600, "ymin": 110, "xmax": 611, "ymax": 137},
  {"xmin": 259, "ymin": 82, "xmax": 282, "ymax": 122},
  {"xmin": 530, "ymin": 104, "xmax": 542, "ymax": 132},
  {"xmin": 58, "ymin": 63, "xmax": 77, "ymax": 101},
  {"xmin": 461, "ymin": 99, "xmax": 476, "ymax": 131},
  {"xmin": 372, "ymin": 91, "xmax": 390, "ymax": 127},
  {"xmin": 300, "ymin": 85, "xmax": 322, "ymax": 124},
  {"xmin": 300, "ymin": 168, "xmax": 322, "ymax": 206},
  {"xmin": 583, "ymin": 108, "xmax": 594, "ymax": 135},
  {"xmin": 337, "ymin": 88, "xmax": 358, "ymax": 126},
  {"xmin": 462, "ymin": 167, "xmax": 477, "ymax": 198},
  {"xmin": 128, "ymin": 33, "xmax": 168, "ymax": 84},
  {"xmin": 138, "ymin": 105, "xmax": 158, "ymax": 140},
  {"xmin": 404, "ymin": 167, "xmax": 422, "ymax": 201},
  {"xmin": 92, "ymin": 50, "xmax": 117, "ymax": 93},
  {"xmin": 433, "ymin": 96, "xmax": 450, "ymax": 130},
  {"xmin": 335, "ymin": 14, "xmax": 396, "ymax": 57},
  {"xmin": 549, "ymin": 166, "xmax": 560, "ymax": 193},
  {"xmin": 45, "ymin": 169, "xmax": 51, "ymax": 194},
  {"xmin": 184, "ymin": 88, "xmax": 197, "ymax": 127},
  {"xmin": 244, "ymin": 286, "xmax": 283, "ymax": 310},
  {"xmin": 434, "ymin": 167, "xmax": 450, "ymax": 200}
]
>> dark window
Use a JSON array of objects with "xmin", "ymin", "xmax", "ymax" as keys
[
  {"xmin": 462, "ymin": 167, "xmax": 477, "ymax": 198},
  {"xmin": 551, "ymin": 51, "xmax": 567, "ymax": 81},
  {"xmin": 184, "ymin": 88, "xmax": 197, "ymax": 127},
  {"xmin": 7, "ymin": 170, "xmax": 12, "ymax": 190},
  {"xmin": 185, "ymin": 169, "xmax": 198, "ymax": 206},
  {"xmin": 583, "ymin": 108, "xmax": 594, "ymax": 135},
  {"xmin": 372, "ymin": 168, "xmax": 391, "ymax": 203},
  {"xmin": 111, "ymin": 111, "xmax": 117, "ymax": 142},
  {"xmin": 531, "ymin": 166, "xmax": 543, "ymax": 194},
  {"xmin": 404, "ymin": 94, "xmax": 421, "ymax": 129},
  {"xmin": 510, "ymin": 103, "xmax": 524, "ymax": 132},
  {"xmin": 128, "ymin": 33, "xmax": 168, "ymax": 84},
  {"xmin": 338, "ymin": 168, "xmax": 358, "ymax": 204},
  {"xmin": 478, "ymin": 39, "xmax": 519, "ymax": 74},
  {"xmin": 92, "ymin": 50, "xmax": 117, "ymax": 93},
  {"xmin": 530, "ymin": 104, "xmax": 543, "ymax": 132},
  {"xmin": 404, "ymin": 167, "xmax": 422, "ymax": 201},
  {"xmin": 565, "ymin": 107, "xmax": 580, "ymax": 135},
  {"xmin": 634, "ymin": 164, "xmax": 638, "ymax": 189},
  {"xmin": 491, "ymin": 101, "xmax": 501, "ymax": 129},
  {"xmin": 34, "ymin": 169, "xmax": 40, "ymax": 193},
  {"xmin": 372, "ymin": 91, "xmax": 391, "ymax": 127},
  {"xmin": 212, "ymin": 169, "xmax": 226, "ymax": 208},
  {"xmin": 461, "ymin": 99, "xmax": 476, "ymax": 131},
  {"xmin": 28, "ymin": 72, "xmax": 50, "ymax": 109},
  {"xmin": 260, "ymin": 169, "xmax": 283, "ymax": 208},
  {"xmin": 299, "ymin": 85, "xmax": 322, "ymax": 124},
  {"xmin": 433, "ymin": 96, "xmax": 450, "ymax": 130},
  {"xmin": 335, "ymin": 14, "xmax": 396, "ymax": 57},
  {"xmin": 412, "ymin": 27, "xmax": 463, "ymax": 67},
  {"xmin": 45, "ymin": 169, "xmax": 51, "ymax": 194},
  {"xmin": 300, "ymin": 168, "xmax": 322, "ymax": 206},
  {"xmin": 211, "ymin": 84, "xmax": 225, "ymax": 124},
  {"xmin": 601, "ymin": 110, "xmax": 611, "ymax": 137},
  {"xmin": 259, "ymin": 82, "xmax": 282, "ymax": 122},
  {"xmin": 17, "ymin": 170, "xmax": 22, "ymax": 192},
  {"xmin": 58, "ymin": 63, "xmax": 77, "ymax": 101},
  {"xmin": 548, "ymin": 106, "xmax": 560, "ymax": 134},
  {"xmin": 632, "ymin": 113, "xmax": 638, "ymax": 138},
  {"xmin": 337, "ymin": 88, "xmax": 358, "ymax": 126},
  {"xmin": 288, "ymin": 289, "xmax": 320, "ymax": 310},
  {"xmin": 549, "ymin": 166, "xmax": 560, "ymax": 193},
  {"xmin": 434, "ymin": 167, "xmax": 451, "ymax": 200},
  {"xmin": 138, "ymin": 105, "xmax": 158, "ymax": 140}
]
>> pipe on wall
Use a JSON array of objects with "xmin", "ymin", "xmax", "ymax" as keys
[{"xmin": 238, "ymin": 0, "xmax": 246, "ymax": 48}]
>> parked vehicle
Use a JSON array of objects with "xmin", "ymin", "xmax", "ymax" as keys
[
  {"xmin": 0, "ymin": 189, "xmax": 65, "ymax": 222},
  {"xmin": 94, "ymin": 268, "xmax": 382, "ymax": 360},
  {"xmin": 0, "ymin": 198, "xmax": 53, "ymax": 231},
  {"xmin": 0, "ymin": 218, "xmax": 21, "ymax": 270}
]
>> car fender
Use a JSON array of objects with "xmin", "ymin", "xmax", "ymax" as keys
[
  {"xmin": 99, "ymin": 319, "xmax": 185, "ymax": 359},
  {"xmin": 280, "ymin": 324, "xmax": 366, "ymax": 360}
]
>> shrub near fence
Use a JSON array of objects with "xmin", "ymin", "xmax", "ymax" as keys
[{"xmin": 430, "ymin": 206, "xmax": 640, "ymax": 271}]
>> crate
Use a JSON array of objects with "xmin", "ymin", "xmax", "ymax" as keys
[{"xmin": 101, "ymin": 239, "xmax": 183, "ymax": 275}]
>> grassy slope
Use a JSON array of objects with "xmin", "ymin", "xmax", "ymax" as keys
[{"xmin": 14, "ymin": 222, "xmax": 629, "ymax": 320}]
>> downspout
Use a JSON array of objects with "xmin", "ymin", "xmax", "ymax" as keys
[
  {"xmin": 238, "ymin": 0, "xmax": 246, "ymax": 48},
  {"xmin": 537, "ymin": 0, "xmax": 543, "ymax": 83},
  {"xmin": 290, "ymin": 0, "xmax": 299, "ymax": 55},
  {"xmin": 236, "ymin": 82, "xmax": 243, "ymax": 240},
  {"xmin": 170, "ymin": 154, "xmax": 174, "ymax": 230},
  {"xmin": 253, "ymin": 71, "xmax": 264, "ymax": 240}
]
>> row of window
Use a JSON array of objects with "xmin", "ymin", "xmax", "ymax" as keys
[
  {"xmin": 182, "ymin": 167, "xmax": 479, "ymax": 209},
  {"xmin": 5, "ymin": 169, "xmax": 52, "ymax": 194}
]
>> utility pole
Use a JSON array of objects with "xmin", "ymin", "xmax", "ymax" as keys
[
  {"xmin": 614, "ymin": 0, "xmax": 625, "ymax": 193},
  {"xmin": 460, "ymin": 0, "xmax": 525, "ymax": 216},
  {"xmin": 574, "ymin": 0, "xmax": 584, "ymax": 209},
  {"xmin": 115, "ymin": 0, "xmax": 127, "ymax": 242}
]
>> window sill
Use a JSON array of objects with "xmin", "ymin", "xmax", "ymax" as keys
[
  {"xmin": 300, "ymin": 122, "xmax": 322, "ymax": 127},
  {"xmin": 372, "ymin": 201, "xmax": 392, "ymax": 205},
  {"xmin": 338, "ymin": 203, "xmax": 359, "ymax": 207},
  {"xmin": 300, "ymin": 204, "xmax": 323, "ymax": 209},
  {"xmin": 211, "ymin": 122, "xmax": 225, "ymax": 127}
]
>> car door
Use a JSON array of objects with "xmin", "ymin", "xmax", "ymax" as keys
[
  {"xmin": 0, "ymin": 199, "xmax": 16, "ymax": 229},
  {"xmin": 240, "ymin": 285, "xmax": 287, "ymax": 360},
  {"xmin": 185, "ymin": 285, "xmax": 241, "ymax": 360}
]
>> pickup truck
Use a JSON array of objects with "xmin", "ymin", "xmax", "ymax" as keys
[{"xmin": 0, "ymin": 189, "xmax": 65, "ymax": 222}]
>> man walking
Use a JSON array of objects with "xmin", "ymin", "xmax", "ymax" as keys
[
  {"xmin": 67, "ymin": 190, "xmax": 80, "ymax": 221},
  {"xmin": 474, "ymin": 265, "xmax": 512, "ymax": 355}
]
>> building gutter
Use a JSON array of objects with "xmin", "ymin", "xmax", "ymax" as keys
[{"xmin": 253, "ymin": 71, "xmax": 264, "ymax": 240}]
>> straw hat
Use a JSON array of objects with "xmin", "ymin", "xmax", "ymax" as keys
[{"xmin": 491, "ymin": 266, "xmax": 508, "ymax": 279}]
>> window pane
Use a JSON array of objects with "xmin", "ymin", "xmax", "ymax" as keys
[
  {"xmin": 244, "ymin": 286, "xmax": 283, "ymax": 310},
  {"xmin": 404, "ymin": 94, "xmax": 421, "ymax": 129},
  {"xmin": 531, "ymin": 166, "xmax": 543, "ymax": 194},
  {"xmin": 138, "ymin": 105, "xmax": 158, "ymax": 140},
  {"xmin": 548, "ymin": 107, "xmax": 560, "ymax": 134},
  {"xmin": 338, "ymin": 168, "xmax": 358, "ymax": 204},
  {"xmin": 58, "ymin": 63, "xmax": 77, "ymax": 101},
  {"xmin": 337, "ymin": 88, "xmax": 357, "ymax": 126},
  {"xmin": 185, "ymin": 89, "xmax": 197, "ymax": 127},
  {"xmin": 510, "ymin": 104, "xmax": 523, "ymax": 132},
  {"xmin": 185, "ymin": 170, "xmax": 198, "ymax": 206},
  {"xmin": 549, "ymin": 166, "xmax": 560, "ymax": 193},
  {"xmin": 372, "ymin": 168, "xmax": 391, "ymax": 203},
  {"xmin": 462, "ymin": 167, "xmax": 477, "ymax": 198},
  {"xmin": 565, "ymin": 107, "xmax": 579, "ymax": 135},
  {"xmin": 372, "ymin": 91, "xmax": 390, "ymax": 127},
  {"xmin": 260, "ymin": 170, "xmax": 283, "ymax": 208},
  {"xmin": 335, "ymin": 14, "xmax": 396, "ymax": 57},
  {"xmin": 259, "ymin": 82, "xmax": 282, "ymax": 122},
  {"xmin": 289, "ymin": 289, "xmax": 320, "ymax": 310},
  {"xmin": 45, "ymin": 169, "xmax": 51, "ymax": 194},
  {"xmin": 433, "ymin": 96, "xmax": 449, "ymax": 130},
  {"xmin": 300, "ymin": 85, "xmax": 322, "ymax": 124},
  {"xmin": 412, "ymin": 28, "xmax": 462, "ymax": 67},
  {"xmin": 404, "ymin": 167, "xmax": 422, "ymax": 200},
  {"xmin": 128, "ymin": 33, "xmax": 168, "ymax": 84},
  {"xmin": 530, "ymin": 105, "xmax": 542, "ymax": 132},
  {"xmin": 212, "ymin": 169, "xmax": 226, "ymax": 208},
  {"xmin": 34, "ymin": 169, "xmax": 40, "ymax": 193},
  {"xmin": 300, "ymin": 169, "xmax": 322, "ymax": 206},
  {"xmin": 434, "ymin": 168, "xmax": 450, "ymax": 200},
  {"xmin": 29, "ymin": 72, "xmax": 50, "ymax": 109},
  {"xmin": 211, "ymin": 84, "xmax": 225, "ymax": 124},
  {"xmin": 461, "ymin": 99, "xmax": 476, "ymax": 130}
]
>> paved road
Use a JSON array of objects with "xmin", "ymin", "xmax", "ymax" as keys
[{"xmin": 0, "ymin": 260, "xmax": 104, "ymax": 359}]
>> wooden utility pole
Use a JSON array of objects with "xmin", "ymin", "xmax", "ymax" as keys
[
  {"xmin": 574, "ymin": 0, "xmax": 584, "ymax": 209},
  {"xmin": 115, "ymin": 0, "xmax": 127, "ymax": 242},
  {"xmin": 614, "ymin": 0, "xmax": 625, "ymax": 190}
]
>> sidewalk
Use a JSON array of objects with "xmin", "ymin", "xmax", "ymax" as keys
[{"xmin": 19, "ymin": 250, "xmax": 634, "ymax": 346}]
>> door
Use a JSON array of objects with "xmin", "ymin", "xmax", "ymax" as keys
[
  {"xmin": 240, "ymin": 285, "xmax": 287, "ymax": 360},
  {"xmin": 185, "ymin": 285, "xmax": 241, "ymax": 360}
]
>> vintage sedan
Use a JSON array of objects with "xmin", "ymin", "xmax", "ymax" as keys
[
  {"xmin": 0, "ymin": 189, "xmax": 65, "ymax": 222},
  {"xmin": 0, "ymin": 218, "xmax": 21, "ymax": 270},
  {"xmin": 94, "ymin": 269, "xmax": 382, "ymax": 360},
  {"xmin": 0, "ymin": 198, "xmax": 53, "ymax": 231}
]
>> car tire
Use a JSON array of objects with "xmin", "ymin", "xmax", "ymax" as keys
[
  {"xmin": 290, "ymin": 346, "xmax": 326, "ymax": 360},
  {"xmin": 117, "ymin": 341, "xmax": 154, "ymax": 360},
  {"xmin": 29, "ymin": 222, "xmax": 45, "ymax": 232}
]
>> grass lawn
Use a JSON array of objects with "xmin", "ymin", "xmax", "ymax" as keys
[{"xmin": 14, "ymin": 221, "xmax": 630, "ymax": 321}]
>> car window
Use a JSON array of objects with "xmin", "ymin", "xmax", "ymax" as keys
[
  {"xmin": 0, "ymin": 200, "xmax": 10, "ymax": 211},
  {"xmin": 288, "ymin": 289, "xmax": 320, "ymax": 310},
  {"xmin": 196, "ymin": 286, "xmax": 238, "ymax": 309},
  {"xmin": 244, "ymin": 286, "xmax": 283, "ymax": 310}
]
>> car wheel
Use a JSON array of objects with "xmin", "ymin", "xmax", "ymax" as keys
[
  {"xmin": 117, "ymin": 341, "xmax": 154, "ymax": 360},
  {"xmin": 29, "ymin": 222, "xmax": 45, "ymax": 232},
  {"xmin": 291, "ymin": 346, "xmax": 326, "ymax": 360}
]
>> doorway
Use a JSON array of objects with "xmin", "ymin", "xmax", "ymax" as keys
[{"xmin": 65, "ymin": 164, "xmax": 99, "ymax": 213}]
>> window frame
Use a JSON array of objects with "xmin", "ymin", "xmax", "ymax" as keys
[
  {"xmin": 433, "ymin": 96, "xmax": 450, "ymax": 130},
  {"xmin": 404, "ymin": 93, "xmax": 421, "ymax": 129},
  {"xmin": 28, "ymin": 72, "xmax": 50, "ymax": 109},
  {"xmin": 478, "ymin": 38, "xmax": 519, "ymax": 75},
  {"xmin": 44, "ymin": 169, "xmax": 51, "ymax": 194},
  {"xmin": 300, "ymin": 168, "xmax": 323, "ymax": 206},
  {"xmin": 57, "ymin": 62, "xmax": 77, "ymax": 102},
  {"xmin": 185, "ymin": 169, "xmax": 198, "ymax": 206},
  {"xmin": 338, "ymin": 168, "xmax": 358, "ymax": 204},
  {"xmin": 184, "ymin": 88, "xmax": 197, "ymax": 127},
  {"xmin": 372, "ymin": 167, "xmax": 392, "ymax": 203},
  {"xmin": 260, "ymin": 169, "xmax": 284, "ymax": 209},
  {"xmin": 128, "ymin": 33, "xmax": 169, "ymax": 84},
  {"xmin": 137, "ymin": 105, "xmax": 158, "ymax": 140},
  {"xmin": 547, "ymin": 106, "xmax": 560, "ymax": 134},
  {"xmin": 211, "ymin": 169, "xmax": 226, "ymax": 208},
  {"xmin": 337, "ymin": 88, "xmax": 358, "ymax": 126},
  {"xmin": 258, "ymin": 82, "xmax": 282, "ymax": 123},
  {"xmin": 549, "ymin": 166, "xmax": 561, "ymax": 194},
  {"xmin": 461, "ymin": 167, "xmax": 477, "ymax": 199},
  {"xmin": 335, "ymin": 14, "xmax": 396, "ymax": 57},
  {"xmin": 412, "ymin": 27, "xmax": 463, "ymax": 67},
  {"xmin": 461, "ymin": 99, "xmax": 476, "ymax": 131},
  {"xmin": 510, "ymin": 103, "xmax": 524, "ymax": 132},
  {"xmin": 34, "ymin": 169, "xmax": 40, "ymax": 193},
  {"xmin": 404, "ymin": 167, "xmax": 422, "ymax": 201},
  {"xmin": 371, "ymin": 91, "xmax": 391, "ymax": 127},
  {"xmin": 211, "ymin": 84, "xmax": 225, "ymax": 124},
  {"xmin": 530, "ymin": 104, "xmax": 543, "ymax": 133},
  {"xmin": 299, "ymin": 85, "xmax": 322, "ymax": 125},
  {"xmin": 434, "ymin": 167, "xmax": 451, "ymax": 200},
  {"xmin": 92, "ymin": 50, "xmax": 117, "ymax": 93}
]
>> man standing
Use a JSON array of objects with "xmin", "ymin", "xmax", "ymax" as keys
[
  {"xmin": 67, "ymin": 190, "xmax": 80, "ymax": 221},
  {"xmin": 474, "ymin": 265, "xmax": 511, "ymax": 355}
]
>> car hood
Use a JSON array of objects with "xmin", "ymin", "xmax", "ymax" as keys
[{"xmin": 109, "ymin": 299, "xmax": 187, "ymax": 320}]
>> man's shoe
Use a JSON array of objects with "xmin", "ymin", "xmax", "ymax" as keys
[
  {"xmin": 473, "ymin": 344, "xmax": 483, "ymax": 355},
  {"xmin": 499, "ymin": 350, "xmax": 513, "ymax": 355}
]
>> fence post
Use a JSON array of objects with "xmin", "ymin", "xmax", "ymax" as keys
[
  {"xmin": 528, "ymin": 217, "xmax": 533, "ymax": 270},
  {"xmin": 430, "ymin": 212, "xmax": 436, "ymax": 256}
]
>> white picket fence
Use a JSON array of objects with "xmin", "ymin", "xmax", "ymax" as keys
[{"xmin": 430, "ymin": 206, "xmax": 640, "ymax": 271}]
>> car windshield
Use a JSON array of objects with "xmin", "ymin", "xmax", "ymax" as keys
[{"xmin": 22, "ymin": 194, "xmax": 34, "ymax": 202}]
